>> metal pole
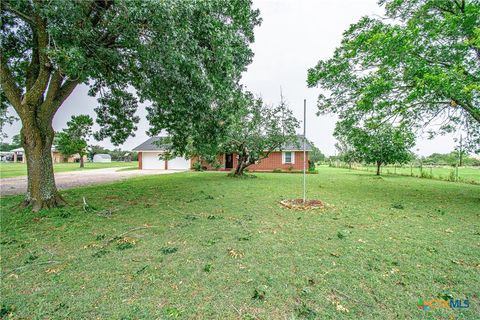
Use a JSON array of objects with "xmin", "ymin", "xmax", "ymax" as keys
[{"xmin": 303, "ymin": 99, "xmax": 306, "ymax": 204}]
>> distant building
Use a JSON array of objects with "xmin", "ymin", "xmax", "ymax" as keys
[
  {"xmin": 93, "ymin": 154, "xmax": 112, "ymax": 163},
  {"xmin": 9, "ymin": 147, "xmax": 85, "ymax": 163},
  {"xmin": 0, "ymin": 151, "xmax": 13, "ymax": 162}
]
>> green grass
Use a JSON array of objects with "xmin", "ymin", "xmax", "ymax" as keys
[
  {"xmin": 0, "ymin": 161, "xmax": 138, "ymax": 178},
  {"xmin": 330, "ymin": 164, "xmax": 480, "ymax": 184},
  {"xmin": 1, "ymin": 167, "xmax": 479, "ymax": 319}
]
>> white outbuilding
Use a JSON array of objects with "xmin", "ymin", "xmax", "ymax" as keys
[{"xmin": 93, "ymin": 154, "xmax": 112, "ymax": 163}]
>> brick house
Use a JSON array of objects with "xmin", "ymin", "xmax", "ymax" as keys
[
  {"xmin": 193, "ymin": 135, "xmax": 314, "ymax": 171},
  {"xmin": 134, "ymin": 135, "xmax": 313, "ymax": 171}
]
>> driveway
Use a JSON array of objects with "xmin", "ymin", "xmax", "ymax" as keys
[{"xmin": 0, "ymin": 168, "xmax": 186, "ymax": 196}]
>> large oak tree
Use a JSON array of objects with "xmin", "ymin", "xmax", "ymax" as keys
[
  {"xmin": 307, "ymin": 0, "xmax": 479, "ymax": 152},
  {"xmin": 1, "ymin": 0, "xmax": 260, "ymax": 211}
]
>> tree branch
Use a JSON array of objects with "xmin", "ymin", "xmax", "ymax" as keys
[
  {"xmin": 1, "ymin": 1, "xmax": 36, "ymax": 26},
  {"xmin": 0, "ymin": 55, "xmax": 23, "ymax": 114},
  {"xmin": 49, "ymin": 80, "xmax": 78, "ymax": 117},
  {"xmin": 23, "ymin": 14, "xmax": 51, "ymax": 106},
  {"xmin": 26, "ymin": 33, "xmax": 40, "ymax": 91},
  {"xmin": 455, "ymin": 99, "xmax": 480, "ymax": 124},
  {"xmin": 44, "ymin": 70, "xmax": 63, "ymax": 104}
]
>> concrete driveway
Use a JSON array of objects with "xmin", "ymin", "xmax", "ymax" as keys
[{"xmin": 0, "ymin": 167, "xmax": 186, "ymax": 196}]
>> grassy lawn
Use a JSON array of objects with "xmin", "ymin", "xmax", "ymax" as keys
[
  {"xmin": 1, "ymin": 167, "xmax": 479, "ymax": 319},
  {"xmin": 0, "ymin": 161, "xmax": 138, "ymax": 179},
  {"xmin": 337, "ymin": 164, "xmax": 480, "ymax": 184}
]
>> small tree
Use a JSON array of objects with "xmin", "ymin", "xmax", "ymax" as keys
[
  {"xmin": 309, "ymin": 143, "xmax": 325, "ymax": 164},
  {"xmin": 223, "ymin": 92, "xmax": 299, "ymax": 176},
  {"xmin": 335, "ymin": 122, "xmax": 415, "ymax": 175},
  {"xmin": 334, "ymin": 136, "xmax": 358, "ymax": 169},
  {"xmin": 0, "ymin": 133, "xmax": 22, "ymax": 151},
  {"xmin": 56, "ymin": 115, "xmax": 93, "ymax": 168}
]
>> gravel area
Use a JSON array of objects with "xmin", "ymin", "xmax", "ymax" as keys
[{"xmin": 0, "ymin": 167, "xmax": 186, "ymax": 196}]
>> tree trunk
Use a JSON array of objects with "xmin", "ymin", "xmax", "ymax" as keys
[
  {"xmin": 234, "ymin": 154, "xmax": 252, "ymax": 176},
  {"xmin": 21, "ymin": 121, "xmax": 65, "ymax": 212},
  {"xmin": 80, "ymin": 155, "xmax": 84, "ymax": 168},
  {"xmin": 376, "ymin": 161, "xmax": 381, "ymax": 176},
  {"xmin": 234, "ymin": 160, "xmax": 246, "ymax": 176}
]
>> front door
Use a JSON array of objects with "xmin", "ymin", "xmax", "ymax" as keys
[{"xmin": 225, "ymin": 154, "xmax": 233, "ymax": 169}]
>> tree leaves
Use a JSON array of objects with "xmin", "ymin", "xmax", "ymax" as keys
[
  {"xmin": 94, "ymin": 88, "xmax": 140, "ymax": 146},
  {"xmin": 56, "ymin": 115, "xmax": 93, "ymax": 158},
  {"xmin": 1, "ymin": 0, "xmax": 261, "ymax": 152},
  {"xmin": 334, "ymin": 122, "xmax": 415, "ymax": 168},
  {"xmin": 308, "ymin": 0, "xmax": 480, "ymax": 152},
  {"xmin": 221, "ymin": 92, "xmax": 300, "ymax": 174}
]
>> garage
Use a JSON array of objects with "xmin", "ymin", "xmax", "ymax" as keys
[
  {"xmin": 141, "ymin": 152, "xmax": 165, "ymax": 170},
  {"xmin": 133, "ymin": 136, "xmax": 191, "ymax": 170},
  {"xmin": 168, "ymin": 156, "xmax": 190, "ymax": 170}
]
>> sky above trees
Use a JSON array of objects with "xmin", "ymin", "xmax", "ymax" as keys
[{"xmin": 2, "ymin": 0, "xmax": 462, "ymax": 155}]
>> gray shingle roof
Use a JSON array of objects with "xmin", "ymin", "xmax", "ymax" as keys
[
  {"xmin": 132, "ymin": 137, "xmax": 171, "ymax": 151},
  {"xmin": 281, "ymin": 135, "xmax": 314, "ymax": 151},
  {"xmin": 133, "ymin": 135, "xmax": 314, "ymax": 152}
]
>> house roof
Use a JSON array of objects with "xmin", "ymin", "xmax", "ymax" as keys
[
  {"xmin": 132, "ymin": 137, "xmax": 171, "ymax": 152},
  {"xmin": 10, "ymin": 147, "xmax": 60, "ymax": 152},
  {"xmin": 133, "ymin": 135, "xmax": 314, "ymax": 152},
  {"xmin": 281, "ymin": 135, "xmax": 314, "ymax": 151}
]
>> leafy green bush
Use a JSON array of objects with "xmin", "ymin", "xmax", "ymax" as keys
[
  {"xmin": 212, "ymin": 161, "xmax": 222, "ymax": 170},
  {"xmin": 192, "ymin": 161, "xmax": 203, "ymax": 172}
]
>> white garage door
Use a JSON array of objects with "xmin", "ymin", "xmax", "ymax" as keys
[
  {"xmin": 168, "ymin": 157, "xmax": 190, "ymax": 170},
  {"xmin": 142, "ymin": 152, "xmax": 165, "ymax": 169}
]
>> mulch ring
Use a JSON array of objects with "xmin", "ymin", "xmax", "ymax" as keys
[{"xmin": 280, "ymin": 199, "xmax": 326, "ymax": 210}]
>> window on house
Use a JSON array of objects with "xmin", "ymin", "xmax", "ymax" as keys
[{"xmin": 284, "ymin": 151, "xmax": 293, "ymax": 164}]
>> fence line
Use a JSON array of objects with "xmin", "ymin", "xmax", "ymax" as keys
[{"xmin": 326, "ymin": 162, "xmax": 480, "ymax": 185}]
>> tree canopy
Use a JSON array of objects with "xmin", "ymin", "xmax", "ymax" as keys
[
  {"xmin": 308, "ymin": 142, "xmax": 325, "ymax": 163},
  {"xmin": 0, "ymin": 134, "xmax": 21, "ymax": 151},
  {"xmin": 0, "ymin": 0, "xmax": 261, "ymax": 210},
  {"xmin": 221, "ymin": 92, "xmax": 299, "ymax": 175},
  {"xmin": 334, "ymin": 122, "xmax": 415, "ymax": 175},
  {"xmin": 307, "ymin": 0, "xmax": 480, "ymax": 152}
]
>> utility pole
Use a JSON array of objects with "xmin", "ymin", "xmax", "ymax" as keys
[{"xmin": 303, "ymin": 99, "xmax": 306, "ymax": 204}]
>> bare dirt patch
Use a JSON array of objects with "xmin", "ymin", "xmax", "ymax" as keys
[{"xmin": 280, "ymin": 199, "xmax": 326, "ymax": 210}]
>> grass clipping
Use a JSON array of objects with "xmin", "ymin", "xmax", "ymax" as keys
[{"xmin": 280, "ymin": 199, "xmax": 325, "ymax": 210}]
